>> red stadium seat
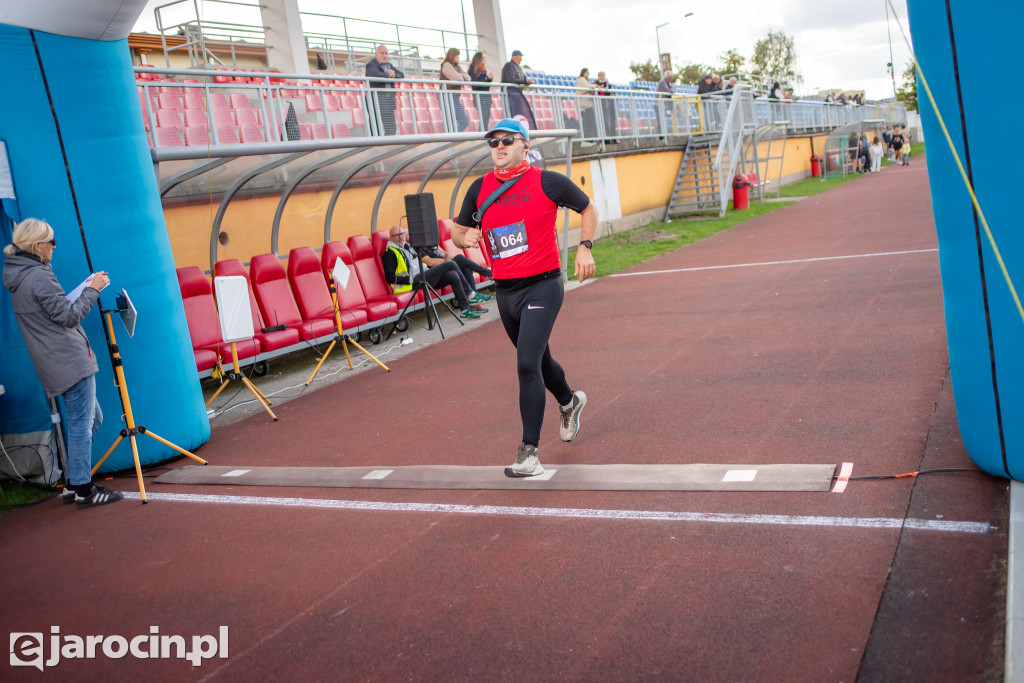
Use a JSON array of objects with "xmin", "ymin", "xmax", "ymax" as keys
[
  {"xmin": 229, "ymin": 93, "xmax": 252, "ymax": 110},
  {"xmin": 213, "ymin": 259, "xmax": 300, "ymax": 352},
  {"xmin": 249, "ymin": 254, "xmax": 334, "ymax": 341},
  {"xmin": 348, "ymin": 234, "xmax": 420, "ymax": 311},
  {"xmin": 437, "ymin": 219, "xmax": 453, "ymax": 243},
  {"xmin": 331, "ymin": 123, "xmax": 352, "ymax": 138},
  {"xmin": 239, "ymin": 124, "xmax": 266, "ymax": 143},
  {"xmin": 184, "ymin": 125, "xmax": 210, "ymax": 146},
  {"xmin": 305, "ymin": 93, "xmax": 323, "ymax": 112},
  {"xmin": 209, "ymin": 93, "xmax": 230, "ymax": 111},
  {"xmin": 234, "ymin": 108, "xmax": 259, "ymax": 127},
  {"xmin": 155, "ymin": 126, "xmax": 183, "ymax": 147},
  {"xmin": 310, "ymin": 123, "xmax": 328, "ymax": 139},
  {"xmin": 215, "ymin": 125, "xmax": 240, "ymax": 144},
  {"xmin": 183, "ymin": 109, "xmax": 209, "ymax": 127},
  {"xmin": 158, "ymin": 91, "xmax": 182, "ymax": 110},
  {"xmin": 176, "ymin": 266, "xmax": 260, "ymax": 372},
  {"xmin": 286, "ymin": 247, "xmax": 345, "ymax": 326},
  {"xmin": 155, "ymin": 109, "xmax": 183, "ymax": 129},
  {"xmin": 183, "ymin": 89, "xmax": 206, "ymax": 110},
  {"xmin": 321, "ymin": 242, "xmax": 395, "ymax": 327}
]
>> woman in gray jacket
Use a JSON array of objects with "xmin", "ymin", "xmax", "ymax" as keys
[{"xmin": 3, "ymin": 218, "xmax": 122, "ymax": 508}]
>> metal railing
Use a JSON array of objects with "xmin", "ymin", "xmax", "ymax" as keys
[
  {"xmin": 299, "ymin": 13, "xmax": 481, "ymax": 78},
  {"xmin": 713, "ymin": 88, "xmax": 755, "ymax": 217},
  {"xmin": 151, "ymin": 0, "xmax": 480, "ymax": 75},
  {"xmin": 135, "ymin": 66, "xmax": 907, "ymax": 152}
]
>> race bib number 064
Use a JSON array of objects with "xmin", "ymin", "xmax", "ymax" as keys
[{"xmin": 487, "ymin": 221, "xmax": 529, "ymax": 260}]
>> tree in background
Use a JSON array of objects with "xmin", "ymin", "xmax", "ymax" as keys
[
  {"xmin": 750, "ymin": 30, "xmax": 800, "ymax": 84},
  {"xmin": 897, "ymin": 59, "xmax": 918, "ymax": 111},
  {"xmin": 719, "ymin": 48, "xmax": 745, "ymax": 76},
  {"xmin": 629, "ymin": 59, "xmax": 713, "ymax": 85},
  {"xmin": 629, "ymin": 59, "xmax": 662, "ymax": 82}
]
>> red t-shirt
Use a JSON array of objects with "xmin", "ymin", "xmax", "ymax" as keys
[{"xmin": 457, "ymin": 166, "xmax": 590, "ymax": 280}]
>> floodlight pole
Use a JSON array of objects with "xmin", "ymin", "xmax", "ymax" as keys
[{"xmin": 655, "ymin": 22, "xmax": 670, "ymax": 73}]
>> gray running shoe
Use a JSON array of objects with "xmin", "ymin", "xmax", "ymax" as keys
[
  {"xmin": 505, "ymin": 443, "xmax": 544, "ymax": 478},
  {"xmin": 559, "ymin": 390, "xmax": 587, "ymax": 442}
]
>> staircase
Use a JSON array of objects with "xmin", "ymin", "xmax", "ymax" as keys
[{"xmin": 664, "ymin": 133, "xmax": 722, "ymax": 220}]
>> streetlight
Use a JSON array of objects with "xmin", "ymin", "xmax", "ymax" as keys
[
  {"xmin": 655, "ymin": 13, "xmax": 693, "ymax": 76},
  {"xmin": 655, "ymin": 22, "xmax": 670, "ymax": 73}
]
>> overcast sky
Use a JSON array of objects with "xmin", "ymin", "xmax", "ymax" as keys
[{"xmin": 133, "ymin": 0, "xmax": 914, "ymax": 100}]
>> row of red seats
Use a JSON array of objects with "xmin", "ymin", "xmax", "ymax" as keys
[{"xmin": 177, "ymin": 221, "xmax": 491, "ymax": 376}]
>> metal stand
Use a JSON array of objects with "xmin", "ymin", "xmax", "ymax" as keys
[
  {"xmin": 306, "ymin": 273, "xmax": 390, "ymax": 385},
  {"xmin": 91, "ymin": 309, "xmax": 207, "ymax": 503},
  {"xmin": 205, "ymin": 341, "xmax": 278, "ymax": 422}
]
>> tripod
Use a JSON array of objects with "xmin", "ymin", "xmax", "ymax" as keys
[
  {"xmin": 386, "ymin": 252, "xmax": 464, "ymax": 341},
  {"xmin": 306, "ymin": 273, "xmax": 390, "ymax": 385},
  {"xmin": 205, "ymin": 341, "xmax": 278, "ymax": 421},
  {"xmin": 91, "ymin": 308, "xmax": 207, "ymax": 503}
]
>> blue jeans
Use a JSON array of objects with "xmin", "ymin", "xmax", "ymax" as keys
[{"xmin": 61, "ymin": 375, "xmax": 103, "ymax": 486}]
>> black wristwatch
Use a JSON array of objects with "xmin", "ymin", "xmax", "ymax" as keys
[{"xmin": 579, "ymin": 240, "xmax": 593, "ymax": 250}]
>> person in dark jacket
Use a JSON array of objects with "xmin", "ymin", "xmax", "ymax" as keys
[
  {"xmin": 365, "ymin": 44, "xmax": 405, "ymax": 135},
  {"xmin": 2, "ymin": 218, "xmax": 122, "ymax": 508},
  {"xmin": 501, "ymin": 50, "xmax": 537, "ymax": 130}
]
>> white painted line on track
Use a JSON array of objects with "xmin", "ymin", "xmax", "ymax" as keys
[
  {"xmin": 125, "ymin": 492, "xmax": 990, "ymax": 534},
  {"xmin": 222, "ymin": 469, "xmax": 251, "ymax": 477},
  {"xmin": 723, "ymin": 469, "xmax": 758, "ymax": 482},
  {"xmin": 608, "ymin": 248, "xmax": 939, "ymax": 279}
]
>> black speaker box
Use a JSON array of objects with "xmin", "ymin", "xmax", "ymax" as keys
[{"xmin": 405, "ymin": 193, "xmax": 439, "ymax": 248}]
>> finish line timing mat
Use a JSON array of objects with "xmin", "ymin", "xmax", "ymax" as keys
[{"xmin": 155, "ymin": 463, "xmax": 854, "ymax": 492}]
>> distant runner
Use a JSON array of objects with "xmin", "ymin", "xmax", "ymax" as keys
[{"xmin": 452, "ymin": 118, "xmax": 597, "ymax": 477}]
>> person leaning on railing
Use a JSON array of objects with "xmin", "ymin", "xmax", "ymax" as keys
[
  {"xmin": 440, "ymin": 47, "xmax": 472, "ymax": 132},
  {"xmin": 501, "ymin": 50, "xmax": 537, "ymax": 130},
  {"xmin": 365, "ymin": 44, "xmax": 405, "ymax": 135},
  {"xmin": 468, "ymin": 52, "xmax": 494, "ymax": 129}
]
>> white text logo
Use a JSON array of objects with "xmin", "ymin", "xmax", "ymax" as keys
[{"xmin": 10, "ymin": 626, "xmax": 228, "ymax": 670}]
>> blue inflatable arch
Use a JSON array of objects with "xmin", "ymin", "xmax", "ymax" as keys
[
  {"xmin": 0, "ymin": 0, "xmax": 209, "ymax": 472},
  {"xmin": 908, "ymin": 0, "xmax": 1024, "ymax": 478}
]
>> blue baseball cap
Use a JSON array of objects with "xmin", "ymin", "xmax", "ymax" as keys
[{"xmin": 486, "ymin": 117, "xmax": 529, "ymax": 141}]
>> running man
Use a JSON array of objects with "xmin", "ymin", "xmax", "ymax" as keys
[{"xmin": 452, "ymin": 118, "xmax": 597, "ymax": 477}]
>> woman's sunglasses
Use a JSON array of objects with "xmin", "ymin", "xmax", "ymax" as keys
[
  {"xmin": 41, "ymin": 238, "xmax": 56, "ymax": 247},
  {"xmin": 487, "ymin": 136, "xmax": 522, "ymax": 148}
]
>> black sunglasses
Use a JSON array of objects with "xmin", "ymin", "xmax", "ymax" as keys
[
  {"xmin": 41, "ymin": 237, "xmax": 56, "ymax": 247},
  {"xmin": 487, "ymin": 136, "xmax": 522, "ymax": 148}
]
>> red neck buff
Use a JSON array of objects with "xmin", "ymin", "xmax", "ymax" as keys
[{"xmin": 494, "ymin": 159, "xmax": 531, "ymax": 181}]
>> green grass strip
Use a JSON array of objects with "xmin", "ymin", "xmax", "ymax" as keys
[{"xmin": 570, "ymin": 200, "xmax": 796, "ymax": 277}]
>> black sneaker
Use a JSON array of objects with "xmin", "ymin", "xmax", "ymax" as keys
[
  {"xmin": 75, "ymin": 485, "xmax": 124, "ymax": 509},
  {"xmin": 469, "ymin": 303, "xmax": 488, "ymax": 313},
  {"xmin": 62, "ymin": 486, "xmax": 76, "ymax": 505}
]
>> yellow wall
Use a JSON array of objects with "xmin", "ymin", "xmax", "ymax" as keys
[{"xmin": 614, "ymin": 150, "xmax": 685, "ymax": 216}]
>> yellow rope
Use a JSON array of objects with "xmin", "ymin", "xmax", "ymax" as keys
[{"xmin": 889, "ymin": 1, "xmax": 1024, "ymax": 324}]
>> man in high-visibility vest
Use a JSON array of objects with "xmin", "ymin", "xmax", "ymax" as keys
[{"xmin": 381, "ymin": 226, "xmax": 488, "ymax": 319}]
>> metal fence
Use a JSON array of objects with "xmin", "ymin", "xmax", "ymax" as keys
[{"xmin": 136, "ymin": 66, "xmax": 908, "ymax": 151}]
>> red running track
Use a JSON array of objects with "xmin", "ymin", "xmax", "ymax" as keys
[{"xmin": 1, "ymin": 159, "xmax": 1007, "ymax": 681}]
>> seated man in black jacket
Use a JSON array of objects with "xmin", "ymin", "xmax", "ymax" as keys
[
  {"xmin": 419, "ymin": 244, "xmax": 493, "ymax": 301},
  {"xmin": 381, "ymin": 226, "xmax": 488, "ymax": 319}
]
